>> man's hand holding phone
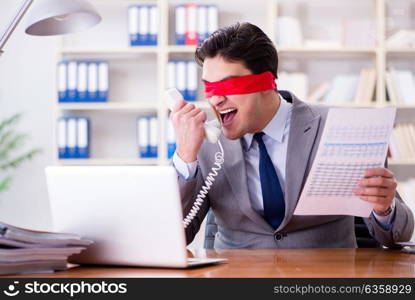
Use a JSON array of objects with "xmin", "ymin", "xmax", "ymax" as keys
[{"xmin": 170, "ymin": 99, "xmax": 207, "ymax": 163}]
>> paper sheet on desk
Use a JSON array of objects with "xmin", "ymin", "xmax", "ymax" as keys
[{"xmin": 294, "ymin": 107, "xmax": 396, "ymax": 217}]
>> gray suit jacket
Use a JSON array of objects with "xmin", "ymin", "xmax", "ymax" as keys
[{"xmin": 177, "ymin": 91, "xmax": 414, "ymax": 248}]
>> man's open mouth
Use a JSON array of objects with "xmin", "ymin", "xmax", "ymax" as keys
[{"xmin": 219, "ymin": 108, "xmax": 238, "ymax": 126}]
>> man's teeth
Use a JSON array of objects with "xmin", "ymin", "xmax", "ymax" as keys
[{"xmin": 219, "ymin": 108, "xmax": 237, "ymax": 114}]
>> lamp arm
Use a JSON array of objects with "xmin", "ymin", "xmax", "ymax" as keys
[{"xmin": 0, "ymin": 0, "xmax": 34, "ymax": 56}]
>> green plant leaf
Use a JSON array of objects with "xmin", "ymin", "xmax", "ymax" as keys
[
  {"xmin": 0, "ymin": 130, "xmax": 15, "ymax": 149},
  {"xmin": 0, "ymin": 113, "xmax": 21, "ymax": 135},
  {"xmin": 0, "ymin": 112, "xmax": 41, "ymax": 194},
  {"xmin": 0, "ymin": 134, "xmax": 28, "ymax": 162},
  {"xmin": 0, "ymin": 176, "xmax": 12, "ymax": 192},
  {"xmin": 0, "ymin": 149, "xmax": 41, "ymax": 170}
]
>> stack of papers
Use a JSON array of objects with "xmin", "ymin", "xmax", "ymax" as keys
[
  {"xmin": 323, "ymin": 74, "xmax": 359, "ymax": 104},
  {"xmin": 278, "ymin": 72, "xmax": 308, "ymax": 100},
  {"xmin": 0, "ymin": 222, "xmax": 92, "ymax": 275},
  {"xmin": 386, "ymin": 69, "xmax": 415, "ymax": 105}
]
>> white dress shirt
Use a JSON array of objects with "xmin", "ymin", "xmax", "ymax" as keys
[{"xmin": 173, "ymin": 96, "xmax": 394, "ymax": 225}]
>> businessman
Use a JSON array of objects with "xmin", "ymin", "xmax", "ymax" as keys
[{"xmin": 170, "ymin": 22, "xmax": 414, "ymax": 248}]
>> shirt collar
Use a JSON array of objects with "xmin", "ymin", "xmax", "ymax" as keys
[{"xmin": 243, "ymin": 96, "xmax": 291, "ymax": 150}]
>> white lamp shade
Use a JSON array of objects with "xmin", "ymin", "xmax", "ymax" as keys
[{"xmin": 25, "ymin": 0, "xmax": 101, "ymax": 36}]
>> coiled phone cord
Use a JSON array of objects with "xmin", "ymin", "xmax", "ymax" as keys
[{"xmin": 183, "ymin": 140, "xmax": 224, "ymax": 228}]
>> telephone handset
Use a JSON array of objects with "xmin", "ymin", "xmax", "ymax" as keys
[
  {"xmin": 165, "ymin": 88, "xmax": 224, "ymax": 228},
  {"xmin": 165, "ymin": 88, "xmax": 222, "ymax": 143}
]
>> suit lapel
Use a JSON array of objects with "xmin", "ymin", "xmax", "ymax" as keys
[
  {"xmin": 279, "ymin": 97, "xmax": 321, "ymax": 230},
  {"xmin": 221, "ymin": 137, "xmax": 272, "ymax": 232}
]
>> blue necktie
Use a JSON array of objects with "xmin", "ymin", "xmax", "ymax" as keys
[{"xmin": 253, "ymin": 132, "xmax": 285, "ymax": 230}]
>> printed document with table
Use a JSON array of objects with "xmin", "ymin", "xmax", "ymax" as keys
[{"xmin": 294, "ymin": 107, "xmax": 396, "ymax": 217}]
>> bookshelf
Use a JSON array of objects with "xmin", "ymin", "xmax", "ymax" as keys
[
  {"xmin": 387, "ymin": 49, "xmax": 415, "ymax": 55},
  {"xmin": 61, "ymin": 47, "xmax": 160, "ymax": 55},
  {"xmin": 390, "ymin": 160, "xmax": 415, "ymax": 166},
  {"xmin": 167, "ymin": 45, "xmax": 197, "ymax": 53},
  {"xmin": 54, "ymin": 0, "xmax": 415, "ymax": 171},
  {"xmin": 277, "ymin": 48, "xmax": 377, "ymax": 55},
  {"xmin": 57, "ymin": 102, "xmax": 158, "ymax": 111},
  {"xmin": 58, "ymin": 158, "xmax": 158, "ymax": 166}
]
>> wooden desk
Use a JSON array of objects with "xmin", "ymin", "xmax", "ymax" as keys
[{"xmin": 7, "ymin": 248, "xmax": 415, "ymax": 278}]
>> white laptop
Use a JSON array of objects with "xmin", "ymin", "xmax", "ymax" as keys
[{"xmin": 45, "ymin": 166, "xmax": 226, "ymax": 268}]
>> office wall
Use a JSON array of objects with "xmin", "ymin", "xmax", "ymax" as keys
[
  {"xmin": 1, "ymin": 0, "xmax": 413, "ymax": 240},
  {"xmin": 0, "ymin": 0, "xmax": 58, "ymax": 230}
]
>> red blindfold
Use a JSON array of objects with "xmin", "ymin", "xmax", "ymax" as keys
[{"xmin": 204, "ymin": 71, "xmax": 277, "ymax": 98}]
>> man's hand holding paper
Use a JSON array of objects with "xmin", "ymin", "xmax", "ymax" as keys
[{"xmin": 354, "ymin": 167, "xmax": 397, "ymax": 215}]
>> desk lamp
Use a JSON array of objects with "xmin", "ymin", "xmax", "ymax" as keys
[{"xmin": 0, "ymin": 0, "xmax": 101, "ymax": 56}]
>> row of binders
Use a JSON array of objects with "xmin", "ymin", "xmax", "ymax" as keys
[
  {"xmin": 58, "ymin": 61, "xmax": 109, "ymax": 102},
  {"xmin": 58, "ymin": 117, "xmax": 90, "ymax": 159},
  {"xmin": 389, "ymin": 123, "xmax": 415, "ymax": 160},
  {"xmin": 168, "ymin": 60, "xmax": 198, "ymax": 101},
  {"xmin": 137, "ymin": 117, "xmax": 176, "ymax": 159},
  {"xmin": 128, "ymin": 5, "xmax": 158, "ymax": 46},
  {"xmin": 0, "ymin": 222, "xmax": 91, "ymax": 275},
  {"xmin": 175, "ymin": 4, "xmax": 218, "ymax": 45}
]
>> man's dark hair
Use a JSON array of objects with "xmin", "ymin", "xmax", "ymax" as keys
[{"xmin": 195, "ymin": 22, "xmax": 278, "ymax": 78}]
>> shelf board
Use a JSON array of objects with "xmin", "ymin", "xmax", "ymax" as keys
[
  {"xmin": 395, "ymin": 105, "xmax": 415, "ymax": 109},
  {"xmin": 60, "ymin": 47, "xmax": 159, "ymax": 55},
  {"xmin": 388, "ymin": 160, "xmax": 415, "ymax": 166},
  {"xmin": 306, "ymin": 103, "xmax": 415, "ymax": 109},
  {"xmin": 57, "ymin": 102, "xmax": 158, "ymax": 111},
  {"xmin": 57, "ymin": 158, "xmax": 160, "ymax": 166},
  {"xmin": 386, "ymin": 48, "xmax": 415, "ymax": 55},
  {"xmin": 167, "ymin": 45, "xmax": 197, "ymax": 53},
  {"xmin": 278, "ymin": 47, "xmax": 376, "ymax": 55},
  {"xmin": 306, "ymin": 101, "xmax": 379, "ymax": 107},
  {"xmin": 61, "ymin": 46, "xmax": 199, "ymax": 55},
  {"xmin": 377, "ymin": 104, "xmax": 415, "ymax": 109},
  {"xmin": 60, "ymin": 47, "xmax": 379, "ymax": 56},
  {"xmin": 60, "ymin": 46, "xmax": 380, "ymax": 55}
]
